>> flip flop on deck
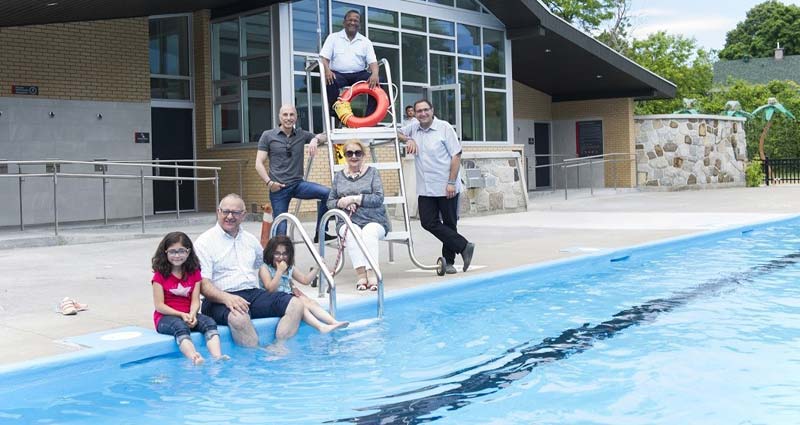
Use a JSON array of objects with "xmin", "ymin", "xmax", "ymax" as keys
[{"xmin": 57, "ymin": 297, "xmax": 89, "ymax": 315}]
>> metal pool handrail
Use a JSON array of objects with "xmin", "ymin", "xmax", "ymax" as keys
[
  {"xmin": 560, "ymin": 153, "xmax": 637, "ymax": 200},
  {"xmin": 0, "ymin": 159, "xmax": 221, "ymax": 235},
  {"xmin": 271, "ymin": 212, "xmax": 340, "ymax": 318}
]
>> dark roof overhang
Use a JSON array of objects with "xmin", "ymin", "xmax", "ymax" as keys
[
  {"xmin": 0, "ymin": 0, "xmax": 282, "ymax": 28},
  {"xmin": 482, "ymin": 0, "xmax": 676, "ymax": 101},
  {"xmin": 0, "ymin": 0, "xmax": 675, "ymax": 102}
]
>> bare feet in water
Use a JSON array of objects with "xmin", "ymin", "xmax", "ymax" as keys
[
  {"xmin": 213, "ymin": 354, "xmax": 231, "ymax": 362},
  {"xmin": 319, "ymin": 321, "xmax": 350, "ymax": 334},
  {"xmin": 191, "ymin": 352, "xmax": 205, "ymax": 365},
  {"xmin": 264, "ymin": 343, "xmax": 289, "ymax": 356}
]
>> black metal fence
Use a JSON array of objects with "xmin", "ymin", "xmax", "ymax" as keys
[{"xmin": 762, "ymin": 157, "xmax": 800, "ymax": 185}]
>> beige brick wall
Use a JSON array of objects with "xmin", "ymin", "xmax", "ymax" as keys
[
  {"xmin": 512, "ymin": 81, "xmax": 552, "ymax": 121},
  {"xmin": 552, "ymin": 98, "xmax": 636, "ymax": 187},
  {"xmin": 0, "ymin": 18, "xmax": 149, "ymax": 102}
]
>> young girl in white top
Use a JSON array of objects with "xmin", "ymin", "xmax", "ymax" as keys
[{"xmin": 259, "ymin": 236, "xmax": 349, "ymax": 333}]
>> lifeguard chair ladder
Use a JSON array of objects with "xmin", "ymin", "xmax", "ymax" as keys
[{"xmin": 307, "ymin": 57, "xmax": 446, "ymax": 284}]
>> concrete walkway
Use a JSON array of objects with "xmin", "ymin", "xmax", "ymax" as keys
[{"xmin": 1, "ymin": 185, "xmax": 798, "ymax": 366}]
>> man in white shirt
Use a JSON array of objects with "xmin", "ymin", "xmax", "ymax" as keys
[
  {"xmin": 320, "ymin": 10, "xmax": 383, "ymax": 120},
  {"xmin": 398, "ymin": 99, "xmax": 475, "ymax": 274},
  {"xmin": 401, "ymin": 105, "xmax": 418, "ymax": 128},
  {"xmin": 197, "ymin": 193, "xmax": 304, "ymax": 350}
]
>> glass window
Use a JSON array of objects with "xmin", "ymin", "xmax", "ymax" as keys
[
  {"xmin": 331, "ymin": 2, "xmax": 365, "ymax": 34},
  {"xmin": 456, "ymin": 0, "xmax": 481, "ymax": 12},
  {"xmin": 402, "ymin": 33, "xmax": 428, "ymax": 83},
  {"xmin": 430, "ymin": 54, "xmax": 455, "ymax": 85},
  {"xmin": 370, "ymin": 28, "xmax": 398, "ymax": 45},
  {"xmin": 429, "ymin": 37, "xmax": 455, "ymax": 52},
  {"xmin": 429, "ymin": 0, "xmax": 455, "ymax": 6},
  {"xmin": 215, "ymin": 102, "xmax": 241, "ymax": 144},
  {"xmin": 215, "ymin": 20, "xmax": 240, "ymax": 80},
  {"xmin": 149, "ymin": 17, "xmax": 189, "ymax": 76},
  {"xmin": 457, "ymin": 23, "xmax": 480, "ymax": 56},
  {"xmin": 483, "ymin": 28, "xmax": 505, "ymax": 74},
  {"xmin": 484, "ymin": 76, "xmax": 506, "ymax": 89},
  {"xmin": 401, "ymin": 14, "xmax": 426, "ymax": 32},
  {"xmin": 375, "ymin": 46, "xmax": 400, "ymax": 122},
  {"xmin": 368, "ymin": 7, "xmax": 398, "ymax": 27},
  {"xmin": 429, "ymin": 18, "xmax": 454, "ymax": 36},
  {"xmin": 292, "ymin": 0, "xmax": 328, "ymax": 53},
  {"xmin": 484, "ymin": 91, "xmax": 506, "ymax": 141},
  {"xmin": 294, "ymin": 74, "xmax": 323, "ymax": 133},
  {"xmin": 211, "ymin": 11, "xmax": 273, "ymax": 144},
  {"xmin": 150, "ymin": 79, "xmax": 190, "ymax": 100},
  {"xmin": 457, "ymin": 57, "xmax": 481, "ymax": 72},
  {"xmin": 459, "ymin": 73, "xmax": 483, "ymax": 141},
  {"xmin": 402, "ymin": 85, "xmax": 426, "ymax": 114}
]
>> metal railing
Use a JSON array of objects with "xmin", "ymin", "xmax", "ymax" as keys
[
  {"xmin": 761, "ymin": 157, "xmax": 800, "ymax": 185},
  {"xmin": 560, "ymin": 153, "xmax": 638, "ymax": 200},
  {"xmin": 0, "ymin": 159, "xmax": 222, "ymax": 235},
  {"xmin": 271, "ymin": 212, "xmax": 340, "ymax": 318}
]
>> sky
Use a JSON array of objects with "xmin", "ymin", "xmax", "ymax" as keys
[{"xmin": 628, "ymin": 0, "xmax": 800, "ymax": 51}]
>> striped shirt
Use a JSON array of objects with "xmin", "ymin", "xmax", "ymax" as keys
[{"xmin": 195, "ymin": 223, "xmax": 264, "ymax": 293}]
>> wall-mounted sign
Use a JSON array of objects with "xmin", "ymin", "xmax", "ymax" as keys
[
  {"xmin": 134, "ymin": 132, "xmax": 150, "ymax": 144},
  {"xmin": 12, "ymin": 85, "xmax": 38, "ymax": 95},
  {"xmin": 576, "ymin": 120, "xmax": 603, "ymax": 157}
]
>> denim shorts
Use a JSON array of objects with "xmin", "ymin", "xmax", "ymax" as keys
[{"xmin": 156, "ymin": 314, "xmax": 219, "ymax": 345}]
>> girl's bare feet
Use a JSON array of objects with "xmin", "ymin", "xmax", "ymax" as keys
[
  {"xmin": 213, "ymin": 354, "xmax": 231, "ymax": 362},
  {"xmin": 190, "ymin": 352, "xmax": 205, "ymax": 365},
  {"xmin": 319, "ymin": 321, "xmax": 350, "ymax": 334}
]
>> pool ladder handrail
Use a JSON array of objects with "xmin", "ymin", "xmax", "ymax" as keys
[
  {"xmin": 318, "ymin": 208, "xmax": 385, "ymax": 319},
  {"xmin": 271, "ymin": 212, "xmax": 340, "ymax": 318}
]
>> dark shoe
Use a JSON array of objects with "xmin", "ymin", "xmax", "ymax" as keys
[
  {"xmin": 445, "ymin": 264, "xmax": 457, "ymax": 274},
  {"xmin": 461, "ymin": 242, "xmax": 475, "ymax": 272},
  {"xmin": 313, "ymin": 233, "xmax": 337, "ymax": 243}
]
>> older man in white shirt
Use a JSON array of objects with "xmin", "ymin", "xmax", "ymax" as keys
[
  {"xmin": 398, "ymin": 99, "xmax": 475, "ymax": 275},
  {"xmin": 320, "ymin": 9, "xmax": 383, "ymax": 120},
  {"xmin": 197, "ymin": 193, "xmax": 304, "ymax": 350}
]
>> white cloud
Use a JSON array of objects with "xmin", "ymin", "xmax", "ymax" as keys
[{"xmin": 631, "ymin": 17, "xmax": 736, "ymax": 39}]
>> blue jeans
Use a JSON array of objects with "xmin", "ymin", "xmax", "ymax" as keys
[
  {"xmin": 270, "ymin": 180, "xmax": 331, "ymax": 237},
  {"xmin": 156, "ymin": 314, "xmax": 218, "ymax": 345}
]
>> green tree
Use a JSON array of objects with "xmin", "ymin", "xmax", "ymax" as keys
[
  {"xmin": 541, "ymin": 0, "xmax": 615, "ymax": 33},
  {"xmin": 719, "ymin": 1, "xmax": 800, "ymax": 59},
  {"xmin": 626, "ymin": 32, "xmax": 713, "ymax": 115}
]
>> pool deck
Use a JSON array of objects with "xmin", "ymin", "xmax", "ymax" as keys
[{"xmin": 1, "ymin": 185, "xmax": 798, "ymax": 366}]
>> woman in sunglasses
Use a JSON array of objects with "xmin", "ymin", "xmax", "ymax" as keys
[{"xmin": 326, "ymin": 140, "xmax": 390, "ymax": 291}]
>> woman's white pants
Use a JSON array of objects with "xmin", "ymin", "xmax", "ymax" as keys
[{"xmin": 338, "ymin": 222, "xmax": 386, "ymax": 270}]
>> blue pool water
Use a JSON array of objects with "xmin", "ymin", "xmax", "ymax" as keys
[{"xmin": 2, "ymin": 218, "xmax": 800, "ymax": 424}]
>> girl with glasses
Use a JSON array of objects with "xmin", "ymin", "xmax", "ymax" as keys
[
  {"xmin": 151, "ymin": 232, "xmax": 229, "ymax": 364},
  {"xmin": 259, "ymin": 236, "xmax": 349, "ymax": 333},
  {"xmin": 326, "ymin": 139, "xmax": 390, "ymax": 291}
]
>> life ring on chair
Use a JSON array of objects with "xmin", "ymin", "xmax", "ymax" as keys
[{"xmin": 333, "ymin": 81, "xmax": 389, "ymax": 128}]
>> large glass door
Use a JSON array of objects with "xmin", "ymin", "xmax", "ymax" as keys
[{"xmin": 426, "ymin": 84, "xmax": 461, "ymax": 137}]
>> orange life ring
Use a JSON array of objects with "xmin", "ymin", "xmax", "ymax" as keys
[{"xmin": 336, "ymin": 81, "xmax": 389, "ymax": 128}]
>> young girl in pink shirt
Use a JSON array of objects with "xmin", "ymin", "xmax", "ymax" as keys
[{"xmin": 151, "ymin": 232, "xmax": 228, "ymax": 364}]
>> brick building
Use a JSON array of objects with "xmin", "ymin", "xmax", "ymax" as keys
[{"xmin": 0, "ymin": 0, "xmax": 675, "ymax": 225}]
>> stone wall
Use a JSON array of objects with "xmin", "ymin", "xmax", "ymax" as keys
[
  {"xmin": 459, "ymin": 152, "xmax": 527, "ymax": 216},
  {"xmin": 634, "ymin": 114, "xmax": 747, "ymax": 188}
]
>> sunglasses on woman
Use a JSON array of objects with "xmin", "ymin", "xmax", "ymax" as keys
[{"xmin": 345, "ymin": 150, "xmax": 364, "ymax": 158}]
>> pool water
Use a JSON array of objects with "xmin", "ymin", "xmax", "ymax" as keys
[{"xmin": 2, "ymin": 219, "xmax": 800, "ymax": 424}]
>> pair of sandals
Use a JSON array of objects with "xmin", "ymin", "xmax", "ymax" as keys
[
  {"xmin": 58, "ymin": 297, "xmax": 89, "ymax": 315},
  {"xmin": 356, "ymin": 277, "xmax": 378, "ymax": 292}
]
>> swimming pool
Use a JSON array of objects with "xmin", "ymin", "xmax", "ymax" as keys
[{"xmin": 1, "ymin": 217, "xmax": 800, "ymax": 424}]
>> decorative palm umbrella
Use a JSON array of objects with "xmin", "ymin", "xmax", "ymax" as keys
[
  {"xmin": 723, "ymin": 100, "xmax": 753, "ymax": 119},
  {"xmin": 673, "ymin": 98, "xmax": 699, "ymax": 114},
  {"xmin": 752, "ymin": 97, "xmax": 796, "ymax": 161}
]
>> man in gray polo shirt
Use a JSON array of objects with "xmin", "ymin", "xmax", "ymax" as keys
[
  {"xmin": 398, "ymin": 99, "xmax": 475, "ymax": 274},
  {"xmin": 255, "ymin": 104, "xmax": 333, "ymax": 241}
]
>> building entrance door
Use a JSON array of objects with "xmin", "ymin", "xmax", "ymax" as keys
[
  {"xmin": 151, "ymin": 107, "xmax": 195, "ymax": 213},
  {"xmin": 534, "ymin": 122, "xmax": 552, "ymax": 188}
]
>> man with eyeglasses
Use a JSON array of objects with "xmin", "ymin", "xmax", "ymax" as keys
[
  {"xmin": 397, "ymin": 99, "xmax": 475, "ymax": 274},
  {"xmin": 256, "ymin": 104, "xmax": 334, "ymax": 242},
  {"xmin": 196, "ymin": 193, "xmax": 304, "ymax": 351}
]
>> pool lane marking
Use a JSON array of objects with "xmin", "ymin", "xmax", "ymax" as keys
[{"xmin": 329, "ymin": 250, "xmax": 800, "ymax": 424}]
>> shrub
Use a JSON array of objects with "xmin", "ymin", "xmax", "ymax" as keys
[{"xmin": 745, "ymin": 161, "xmax": 765, "ymax": 187}]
